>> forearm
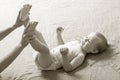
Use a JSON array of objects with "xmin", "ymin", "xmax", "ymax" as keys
[
  {"xmin": 57, "ymin": 34, "xmax": 64, "ymax": 45},
  {"xmin": 0, "ymin": 25, "xmax": 18, "ymax": 40},
  {"xmin": 0, "ymin": 44, "xmax": 25, "ymax": 72},
  {"xmin": 61, "ymin": 55, "xmax": 72, "ymax": 72}
]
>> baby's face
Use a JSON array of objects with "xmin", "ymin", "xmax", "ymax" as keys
[{"xmin": 82, "ymin": 33, "xmax": 102, "ymax": 54}]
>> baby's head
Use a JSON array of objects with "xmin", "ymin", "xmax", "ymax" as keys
[{"xmin": 81, "ymin": 32, "xmax": 108, "ymax": 54}]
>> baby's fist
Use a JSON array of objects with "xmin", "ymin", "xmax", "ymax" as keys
[
  {"xmin": 60, "ymin": 47, "xmax": 69, "ymax": 55},
  {"xmin": 56, "ymin": 27, "xmax": 64, "ymax": 34}
]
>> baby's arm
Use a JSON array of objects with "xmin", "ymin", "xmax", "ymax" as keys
[
  {"xmin": 70, "ymin": 54, "xmax": 85, "ymax": 70},
  {"xmin": 60, "ymin": 47, "xmax": 72, "ymax": 71},
  {"xmin": 60, "ymin": 47, "xmax": 85, "ymax": 72},
  {"xmin": 56, "ymin": 27, "xmax": 64, "ymax": 45}
]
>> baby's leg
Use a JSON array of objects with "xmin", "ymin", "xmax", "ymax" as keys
[
  {"xmin": 25, "ymin": 21, "xmax": 53, "ymax": 68},
  {"xmin": 30, "ymin": 36, "xmax": 52, "ymax": 68},
  {"xmin": 28, "ymin": 29, "xmax": 52, "ymax": 68},
  {"xmin": 35, "ymin": 30, "xmax": 48, "ymax": 46}
]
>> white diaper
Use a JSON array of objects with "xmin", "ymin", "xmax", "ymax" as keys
[{"xmin": 33, "ymin": 52, "xmax": 61, "ymax": 70}]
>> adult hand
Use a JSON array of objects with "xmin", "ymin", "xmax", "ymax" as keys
[{"xmin": 14, "ymin": 10, "xmax": 30, "ymax": 28}]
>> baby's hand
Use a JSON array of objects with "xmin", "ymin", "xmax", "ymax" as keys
[
  {"xmin": 60, "ymin": 47, "xmax": 69, "ymax": 56},
  {"xmin": 56, "ymin": 27, "xmax": 64, "ymax": 34}
]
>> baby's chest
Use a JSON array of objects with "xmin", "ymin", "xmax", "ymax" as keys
[{"xmin": 67, "ymin": 45, "xmax": 81, "ymax": 60}]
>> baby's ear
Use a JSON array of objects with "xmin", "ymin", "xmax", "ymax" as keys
[{"xmin": 91, "ymin": 49, "xmax": 98, "ymax": 53}]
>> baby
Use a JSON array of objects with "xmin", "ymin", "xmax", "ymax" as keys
[{"xmin": 24, "ymin": 22, "xmax": 108, "ymax": 72}]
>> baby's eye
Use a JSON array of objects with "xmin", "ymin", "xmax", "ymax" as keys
[{"xmin": 85, "ymin": 39, "xmax": 90, "ymax": 42}]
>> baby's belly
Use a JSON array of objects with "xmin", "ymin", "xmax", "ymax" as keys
[{"xmin": 50, "ymin": 42, "xmax": 82, "ymax": 62}]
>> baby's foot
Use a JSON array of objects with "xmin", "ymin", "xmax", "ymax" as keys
[
  {"xmin": 27, "ymin": 21, "xmax": 38, "ymax": 32},
  {"xmin": 24, "ymin": 21, "xmax": 38, "ymax": 42},
  {"xmin": 20, "ymin": 4, "xmax": 32, "ymax": 21},
  {"xmin": 24, "ymin": 21, "xmax": 38, "ymax": 40}
]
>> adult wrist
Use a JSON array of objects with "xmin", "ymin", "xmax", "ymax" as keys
[
  {"xmin": 12, "ymin": 24, "xmax": 18, "ymax": 29},
  {"xmin": 8, "ymin": 25, "xmax": 17, "ymax": 31}
]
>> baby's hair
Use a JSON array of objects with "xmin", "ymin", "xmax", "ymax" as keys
[{"xmin": 95, "ymin": 32, "xmax": 108, "ymax": 53}]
